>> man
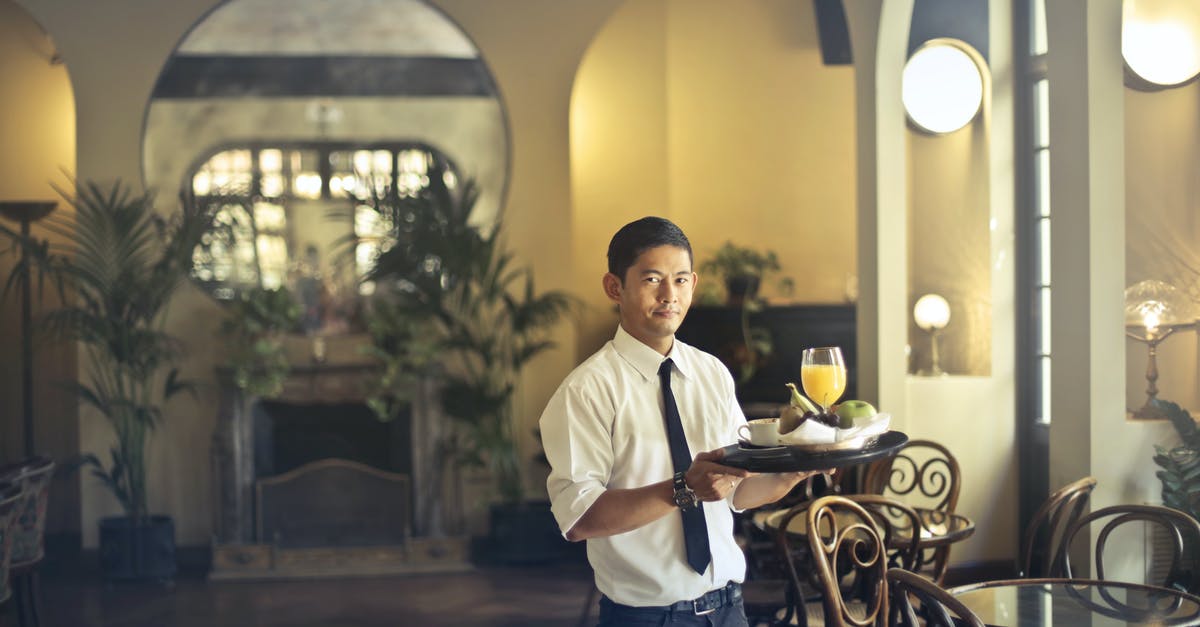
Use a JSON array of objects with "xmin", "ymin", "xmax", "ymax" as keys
[{"xmin": 540, "ymin": 217, "xmax": 820, "ymax": 626}]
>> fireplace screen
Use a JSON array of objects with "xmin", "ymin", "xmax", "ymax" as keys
[{"xmin": 256, "ymin": 458, "xmax": 411, "ymax": 548}]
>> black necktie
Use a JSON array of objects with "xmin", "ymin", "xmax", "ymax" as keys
[{"xmin": 659, "ymin": 358, "xmax": 711, "ymax": 574}]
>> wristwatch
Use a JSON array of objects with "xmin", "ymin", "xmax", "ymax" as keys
[{"xmin": 672, "ymin": 471, "xmax": 698, "ymax": 510}]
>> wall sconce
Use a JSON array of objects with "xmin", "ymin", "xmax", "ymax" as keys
[
  {"xmin": 914, "ymin": 293, "xmax": 951, "ymax": 376},
  {"xmin": 1122, "ymin": 0, "xmax": 1200, "ymax": 88},
  {"xmin": 1124, "ymin": 279, "xmax": 1196, "ymax": 419},
  {"xmin": 0, "ymin": 201, "xmax": 57, "ymax": 457},
  {"xmin": 902, "ymin": 39, "xmax": 985, "ymax": 134}
]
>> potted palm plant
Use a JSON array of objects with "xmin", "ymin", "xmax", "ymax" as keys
[
  {"xmin": 360, "ymin": 166, "xmax": 575, "ymax": 562},
  {"xmin": 0, "ymin": 179, "xmax": 215, "ymax": 581}
]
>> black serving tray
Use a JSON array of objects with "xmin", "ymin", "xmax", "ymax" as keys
[{"xmin": 720, "ymin": 430, "xmax": 908, "ymax": 472}]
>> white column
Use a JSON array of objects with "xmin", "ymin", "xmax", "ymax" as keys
[
  {"xmin": 844, "ymin": 0, "xmax": 912, "ymax": 411},
  {"xmin": 1044, "ymin": 0, "xmax": 1125, "ymax": 495}
]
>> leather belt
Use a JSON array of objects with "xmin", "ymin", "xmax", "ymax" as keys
[{"xmin": 625, "ymin": 582, "xmax": 742, "ymax": 616}]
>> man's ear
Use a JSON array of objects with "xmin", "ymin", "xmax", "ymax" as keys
[{"xmin": 602, "ymin": 272, "xmax": 623, "ymax": 303}]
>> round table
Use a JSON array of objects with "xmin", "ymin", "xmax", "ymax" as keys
[
  {"xmin": 950, "ymin": 578, "xmax": 1200, "ymax": 626},
  {"xmin": 758, "ymin": 505, "xmax": 975, "ymax": 550}
]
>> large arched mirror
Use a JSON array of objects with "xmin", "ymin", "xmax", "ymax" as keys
[{"xmin": 141, "ymin": 0, "xmax": 509, "ymax": 333}]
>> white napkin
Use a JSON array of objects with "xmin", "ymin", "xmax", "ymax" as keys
[{"xmin": 778, "ymin": 413, "xmax": 891, "ymax": 445}]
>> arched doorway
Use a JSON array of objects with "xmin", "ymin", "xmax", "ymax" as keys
[{"xmin": 0, "ymin": 0, "xmax": 79, "ymax": 540}]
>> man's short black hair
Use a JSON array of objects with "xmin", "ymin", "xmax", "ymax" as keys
[{"xmin": 606, "ymin": 217, "xmax": 693, "ymax": 282}]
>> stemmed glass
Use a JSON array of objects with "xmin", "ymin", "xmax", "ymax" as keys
[{"xmin": 801, "ymin": 347, "xmax": 847, "ymax": 413}]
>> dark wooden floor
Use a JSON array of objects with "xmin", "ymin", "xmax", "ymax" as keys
[{"xmin": 31, "ymin": 563, "xmax": 596, "ymax": 627}]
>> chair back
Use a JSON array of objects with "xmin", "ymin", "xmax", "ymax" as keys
[
  {"xmin": 0, "ymin": 480, "xmax": 24, "ymax": 605},
  {"xmin": 862, "ymin": 439, "xmax": 961, "ymax": 582},
  {"xmin": 805, "ymin": 495, "xmax": 889, "ymax": 627},
  {"xmin": 887, "ymin": 567, "xmax": 984, "ymax": 627},
  {"xmin": 0, "ymin": 456, "xmax": 55, "ymax": 566},
  {"xmin": 844, "ymin": 494, "xmax": 925, "ymax": 573},
  {"xmin": 1062, "ymin": 503, "xmax": 1200, "ymax": 592},
  {"xmin": 1020, "ymin": 476, "xmax": 1097, "ymax": 578}
]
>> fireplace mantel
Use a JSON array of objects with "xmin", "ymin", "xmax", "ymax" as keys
[{"xmin": 209, "ymin": 364, "xmax": 468, "ymax": 580}]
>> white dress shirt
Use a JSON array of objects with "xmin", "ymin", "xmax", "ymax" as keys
[{"xmin": 540, "ymin": 324, "xmax": 747, "ymax": 606}]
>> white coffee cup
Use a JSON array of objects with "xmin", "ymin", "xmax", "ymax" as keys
[{"xmin": 738, "ymin": 417, "xmax": 781, "ymax": 446}]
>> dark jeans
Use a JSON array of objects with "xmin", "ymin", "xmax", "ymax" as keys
[{"xmin": 596, "ymin": 596, "xmax": 749, "ymax": 627}]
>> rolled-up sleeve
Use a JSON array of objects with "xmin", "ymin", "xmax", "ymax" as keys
[{"xmin": 540, "ymin": 377, "xmax": 614, "ymax": 537}]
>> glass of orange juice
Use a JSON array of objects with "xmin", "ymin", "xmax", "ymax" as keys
[{"xmin": 801, "ymin": 347, "xmax": 847, "ymax": 412}]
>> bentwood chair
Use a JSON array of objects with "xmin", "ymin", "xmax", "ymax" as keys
[
  {"xmin": 0, "ymin": 457, "xmax": 55, "ymax": 627},
  {"xmin": 801, "ymin": 496, "xmax": 890, "ymax": 626},
  {"xmin": 763, "ymin": 494, "xmax": 919, "ymax": 626},
  {"xmin": 1019, "ymin": 476, "xmax": 1097, "ymax": 578},
  {"xmin": 0, "ymin": 480, "xmax": 24, "ymax": 617},
  {"xmin": 862, "ymin": 439, "xmax": 961, "ymax": 584},
  {"xmin": 742, "ymin": 472, "xmax": 845, "ymax": 626},
  {"xmin": 887, "ymin": 567, "xmax": 984, "ymax": 627},
  {"xmin": 1061, "ymin": 503, "xmax": 1200, "ymax": 593}
]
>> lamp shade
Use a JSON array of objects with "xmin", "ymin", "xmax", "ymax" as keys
[
  {"xmin": 914, "ymin": 293, "xmax": 951, "ymax": 331},
  {"xmin": 1124, "ymin": 279, "xmax": 1194, "ymax": 331},
  {"xmin": 0, "ymin": 201, "xmax": 56, "ymax": 223}
]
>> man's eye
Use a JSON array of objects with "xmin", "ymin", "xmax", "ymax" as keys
[
  {"xmin": 676, "ymin": 277, "xmax": 690, "ymax": 284},
  {"xmin": 646, "ymin": 277, "xmax": 660, "ymax": 284}
]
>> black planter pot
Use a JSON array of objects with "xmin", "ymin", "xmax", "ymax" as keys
[
  {"xmin": 481, "ymin": 500, "xmax": 580, "ymax": 565},
  {"xmin": 725, "ymin": 275, "xmax": 760, "ymax": 306},
  {"xmin": 99, "ymin": 515, "xmax": 176, "ymax": 582}
]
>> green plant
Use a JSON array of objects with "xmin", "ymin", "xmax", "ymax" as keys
[
  {"xmin": 218, "ymin": 287, "xmax": 301, "ymax": 397},
  {"xmin": 361, "ymin": 169, "xmax": 575, "ymax": 504},
  {"xmin": 698, "ymin": 242, "xmax": 791, "ymax": 382},
  {"xmin": 0, "ymin": 180, "xmax": 215, "ymax": 522},
  {"xmin": 700, "ymin": 241, "xmax": 782, "ymax": 281},
  {"xmin": 1153, "ymin": 399, "xmax": 1200, "ymax": 522}
]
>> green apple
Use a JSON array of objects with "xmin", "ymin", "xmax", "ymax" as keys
[{"xmin": 834, "ymin": 400, "xmax": 877, "ymax": 428}]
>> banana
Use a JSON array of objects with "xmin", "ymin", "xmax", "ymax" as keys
[
  {"xmin": 779, "ymin": 404, "xmax": 808, "ymax": 434},
  {"xmin": 786, "ymin": 382, "xmax": 821, "ymax": 414}
]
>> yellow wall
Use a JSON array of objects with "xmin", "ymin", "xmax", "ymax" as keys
[
  {"xmin": 907, "ymin": 119, "xmax": 993, "ymax": 376},
  {"xmin": 570, "ymin": 0, "xmax": 858, "ymax": 359},
  {"xmin": 1125, "ymin": 81, "xmax": 1200, "ymax": 415},
  {"xmin": 667, "ymin": 0, "xmax": 856, "ymax": 306},
  {"xmin": 0, "ymin": 0, "xmax": 78, "ymax": 535}
]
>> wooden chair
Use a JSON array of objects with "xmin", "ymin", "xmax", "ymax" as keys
[
  {"xmin": 0, "ymin": 480, "xmax": 25, "ymax": 612},
  {"xmin": 887, "ymin": 567, "xmax": 984, "ymax": 627},
  {"xmin": 803, "ymin": 495, "xmax": 890, "ymax": 626},
  {"xmin": 0, "ymin": 457, "xmax": 55, "ymax": 627},
  {"xmin": 741, "ymin": 472, "xmax": 844, "ymax": 627},
  {"xmin": 1061, "ymin": 503, "xmax": 1200, "ymax": 592},
  {"xmin": 1019, "ymin": 476, "xmax": 1097, "ymax": 578},
  {"xmin": 862, "ymin": 439, "xmax": 961, "ymax": 583},
  {"xmin": 847, "ymin": 495, "xmax": 925, "ymax": 574}
]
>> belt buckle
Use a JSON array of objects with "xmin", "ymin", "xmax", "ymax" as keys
[{"xmin": 692, "ymin": 594, "xmax": 717, "ymax": 615}]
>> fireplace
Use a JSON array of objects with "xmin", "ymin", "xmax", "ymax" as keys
[{"xmin": 209, "ymin": 364, "xmax": 469, "ymax": 580}]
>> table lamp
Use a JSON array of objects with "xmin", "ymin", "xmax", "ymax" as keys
[
  {"xmin": 1124, "ymin": 279, "xmax": 1196, "ymax": 420},
  {"xmin": 0, "ymin": 200, "xmax": 57, "ymax": 456},
  {"xmin": 914, "ymin": 293, "xmax": 951, "ymax": 376}
]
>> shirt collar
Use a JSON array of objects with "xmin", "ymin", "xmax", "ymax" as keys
[{"xmin": 612, "ymin": 324, "xmax": 693, "ymax": 382}]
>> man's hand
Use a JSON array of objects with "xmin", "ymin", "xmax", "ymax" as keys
[{"xmin": 685, "ymin": 448, "xmax": 752, "ymax": 501}]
